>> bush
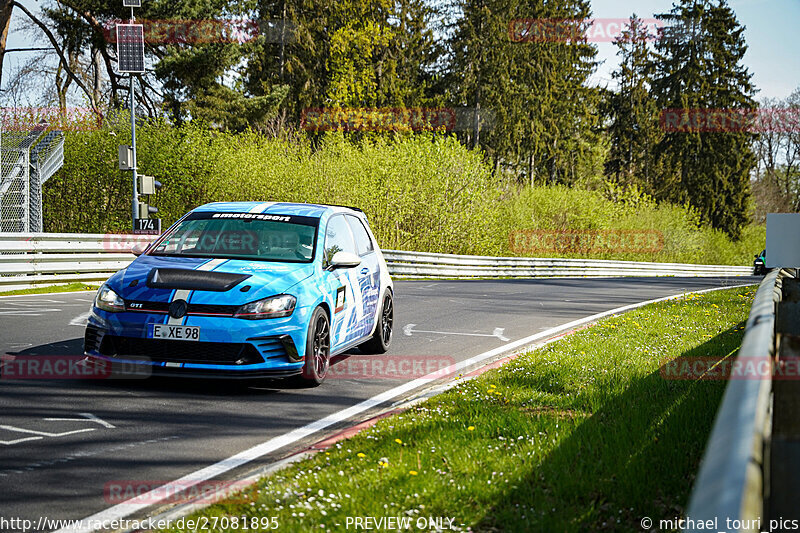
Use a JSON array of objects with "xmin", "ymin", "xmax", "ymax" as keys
[
  {"xmin": 497, "ymin": 185, "xmax": 764, "ymax": 263},
  {"xmin": 43, "ymin": 118, "xmax": 763, "ymax": 264}
]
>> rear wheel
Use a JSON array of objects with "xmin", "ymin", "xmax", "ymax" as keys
[
  {"xmin": 360, "ymin": 291, "xmax": 393, "ymax": 354},
  {"xmin": 299, "ymin": 307, "xmax": 330, "ymax": 386}
]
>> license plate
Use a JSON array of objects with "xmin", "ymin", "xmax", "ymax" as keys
[{"xmin": 151, "ymin": 324, "xmax": 201, "ymax": 341}]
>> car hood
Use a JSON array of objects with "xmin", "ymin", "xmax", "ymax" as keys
[{"xmin": 115, "ymin": 255, "xmax": 316, "ymax": 305}]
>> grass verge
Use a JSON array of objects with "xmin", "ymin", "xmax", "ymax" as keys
[
  {"xmin": 160, "ymin": 286, "xmax": 756, "ymax": 532},
  {"xmin": 0, "ymin": 283, "xmax": 99, "ymax": 296}
]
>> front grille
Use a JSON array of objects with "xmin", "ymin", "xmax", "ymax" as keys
[
  {"xmin": 99, "ymin": 336, "xmax": 263, "ymax": 365},
  {"xmin": 187, "ymin": 303, "xmax": 240, "ymax": 315},
  {"xmin": 84, "ymin": 324, "xmax": 102, "ymax": 352},
  {"xmin": 126, "ymin": 300, "xmax": 169, "ymax": 313},
  {"xmin": 124, "ymin": 300, "xmax": 239, "ymax": 316}
]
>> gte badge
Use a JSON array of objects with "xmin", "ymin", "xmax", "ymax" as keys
[{"xmin": 335, "ymin": 286, "xmax": 346, "ymax": 313}]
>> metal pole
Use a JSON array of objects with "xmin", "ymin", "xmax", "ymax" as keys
[
  {"xmin": 129, "ymin": 5, "xmax": 138, "ymax": 232},
  {"xmin": 130, "ymin": 73, "xmax": 138, "ymax": 232}
]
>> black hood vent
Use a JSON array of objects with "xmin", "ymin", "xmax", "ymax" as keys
[{"xmin": 146, "ymin": 268, "xmax": 251, "ymax": 292}]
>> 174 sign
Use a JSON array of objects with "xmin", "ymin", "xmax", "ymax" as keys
[{"xmin": 134, "ymin": 218, "xmax": 161, "ymax": 235}]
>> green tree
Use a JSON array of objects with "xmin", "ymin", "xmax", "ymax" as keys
[
  {"xmin": 446, "ymin": 0, "xmax": 598, "ymax": 184},
  {"xmin": 326, "ymin": 19, "xmax": 396, "ymax": 106},
  {"xmin": 651, "ymin": 0, "xmax": 756, "ymax": 239},
  {"xmin": 604, "ymin": 15, "xmax": 662, "ymax": 191},
  {"xmin": 752, "ymin": 90, "xmax": 800, "ymax": 215},
  {"xmin": 13, "ymin": 0, "xmax": 284, "ymax": 129},
  {"xmin": 244, "ymin": 0, "xmax": 441, "ymax": 119}
]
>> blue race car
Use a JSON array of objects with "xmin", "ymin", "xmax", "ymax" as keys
[{"xmin": 83, "ymin": 202, "xmax": 394, "ymax": 386}]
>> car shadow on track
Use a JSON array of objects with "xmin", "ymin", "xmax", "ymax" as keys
[{"xmin": 2, "ymin": 338, "xmax": 366, "ymax": 397}]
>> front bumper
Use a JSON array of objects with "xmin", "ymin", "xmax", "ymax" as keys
[
  {"xmin": 83, "ymin": 354, "xmax": 303, "ymax": 379},
  {"xmin": 84, "ymin": 308, "xmax": 307, "ymax": 378}
]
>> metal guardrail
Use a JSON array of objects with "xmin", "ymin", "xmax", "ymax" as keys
[
  {"xmin": 0, "ymin": 233, "xmax": 149, "ymax": 291},
  {"xmin": 383, "ymin": 250, "xmax": 752, "ymax": 278},
  {"xmin": 0, "ymin": 233, "xmax": 753, "ymax": 291},
  {"xmin": 684, "ymin": 268, "xmax": 786, "ymax": 532}
]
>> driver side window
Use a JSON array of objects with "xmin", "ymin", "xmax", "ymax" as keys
[{"xmin": 324, "ymin": 215, "xmax": 357, "ymax": 266}]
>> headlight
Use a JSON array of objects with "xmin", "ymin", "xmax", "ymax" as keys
[
  {"xmin": 95, "ymin": 284, "xmax": 125, "ymax": 313},
  {"xmin": 234, "ymin": 294, "xmax": 296, "ymax": 319}
]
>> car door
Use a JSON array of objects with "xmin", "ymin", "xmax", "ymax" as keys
[
  {"xmin": 346, "ymin": 214, "xmax": 381, "ymax": 340},
  {"xmin": 322, "ymin": 214, "xmax": 361, "ymax": 350}
]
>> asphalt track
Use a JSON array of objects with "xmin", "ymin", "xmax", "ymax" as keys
[{"xmin": 0, "ymin": 276, "xmax": 758, "ymax": 530}]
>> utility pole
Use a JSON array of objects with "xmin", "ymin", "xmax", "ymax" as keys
[
  {"xmin": 130, "ymin": 58, "xmax": 138, "ymax": 232},
  {"xmin": 116, "ymin": 0, "xmax": 145, "ymax": 232}
]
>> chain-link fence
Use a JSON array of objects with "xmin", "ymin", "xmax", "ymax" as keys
[{"xmin": 0, "ymin": 123, "xmax": 64, "ymax": 232}]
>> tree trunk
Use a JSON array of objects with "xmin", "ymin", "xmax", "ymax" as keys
[
  {"xmin": 529, "ymin": 152, "xmax": 534, "ymax": 187},
  {"xmin": 0, "ymin": 0, "xmax": 14, "ymax": 89},
  {"xmin": 92, "ymin": 47, "xmax": 102, "ymax": 104}
]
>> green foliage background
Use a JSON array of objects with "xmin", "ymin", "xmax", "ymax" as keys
[{"xmin": 44, "ymin": 119, "xmax": 763, "ymax": 265}]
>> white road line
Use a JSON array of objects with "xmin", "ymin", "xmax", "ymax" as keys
[
  {"xmin": 403, "ymin": 324, "xmax": 509, "ymax": 341},
  {"xmin": 0, "ymin": 291, "xmax": 98, "ymax": 300},
  {"xmin": 70, "ymin": 311, "xmax": 91, "ymax": 326},
  {"xmin": 0, "ymin": 299, "xmax": 66, "ymax": 305},
  {"xmin": 0, "ymin": 436, "xmax": 44, "ymax": 445},
  {"xmin": 43, "ymin": 413, "xmax": 116, "ymax": 429},
  {"xmin": 56, "ymin": 283, "xmax": 752, "ymax": 533},
  {"xmin": 0, "ymin": 425, "xmax": 96, "ymax": 438},
  {"xmin": 0, "ymin": 309, "xmax": 61, "ymax": 315}
]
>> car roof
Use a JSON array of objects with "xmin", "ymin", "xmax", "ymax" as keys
[{"xmin": 193, "ymin": 201, "xmax": 362, "ymax": 218}]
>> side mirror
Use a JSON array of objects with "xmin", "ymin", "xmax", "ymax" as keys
[
  {"xmin": 327, "ymin": 251, "xmax": 361, "ymax": 270},
  {"xmin": 131, "ymin": 243, "xmax": 147, "ymax": 257}
]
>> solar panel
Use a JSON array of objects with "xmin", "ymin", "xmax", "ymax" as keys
[
  {"xmin": 116, "ymin": 24, "xmax": 145, "ymax": 73},
  {"xmin": 122, "ymin": 0, "xmax": 141, "ymax": 6}
]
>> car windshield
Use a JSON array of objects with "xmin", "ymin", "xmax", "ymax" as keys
[{"xmin": 149, "ymin": 212, "xmax": 318, "ymax": 263}]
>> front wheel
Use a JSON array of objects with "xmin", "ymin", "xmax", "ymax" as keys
[
  {"xmin": 360, "ymin": 291, "xmax": 393, "ymax": 354},
  {"xmin": 298, "ymin": 307, "xmax": 330, "ymax": 386}
]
